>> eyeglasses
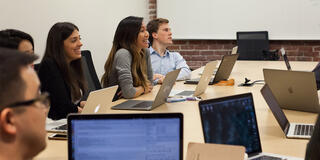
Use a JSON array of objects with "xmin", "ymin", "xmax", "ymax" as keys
[{"xmin": 7, "ymin": 92, "xmax": 50, "ymax": 110}]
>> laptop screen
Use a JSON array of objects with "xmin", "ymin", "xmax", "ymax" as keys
[
  {"xmin": 261, "ymin": 84, "xmax": 289, "ymax": 133},
  {"xmin": 198, "ymin": 93, "xmax": 262, "ymax": 156},
  {"xmin": 68, "ymin": 113, "xmax": 183, "ymax": 160},
  {"xmin": 213, "ymin": 54, "xmax": 238, "ymax": 83}
]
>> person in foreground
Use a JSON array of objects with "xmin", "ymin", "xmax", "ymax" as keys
[
  {"xmin": 38, "ymin": 22, "xmax": 87, "ymax": 120},
  {"xmin": 147, "ymin": 18, "xmax": 191, "ymax": 84},
  {"xmin": 101, "ymin": 16, "xmax": 153, "ymax": 100},
  {"xmin": 0, "ymin": 48, "xmax": 49, "ymax": 160},
  {"xmin": 305, "ymin": 115, "xmax": 320, "ymax": 159}
]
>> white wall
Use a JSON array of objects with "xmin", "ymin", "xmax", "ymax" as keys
[
  {"xmin": 0, "ymin": 0, "xmax": 149, "ymax": 78},
  {"xmin": 158, "ymin": 0, "xmax": 320, "ymax": 40}
]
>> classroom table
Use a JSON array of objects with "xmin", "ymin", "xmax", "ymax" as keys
[{"xmin": 35, "ymin": 61, "xmax": 319, "ymax": 160}]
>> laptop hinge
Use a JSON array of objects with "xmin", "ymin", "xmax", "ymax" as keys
[{"xmin": 284, "ymin": 124, "xmax": 290, "ymax": 135}]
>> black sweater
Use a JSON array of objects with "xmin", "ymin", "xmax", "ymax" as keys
[
  {"xmin": 305, "ymin": 115, "xmax": 320, "ymax": 160},
  {"xmin": 38, "ymin": 58, "xmax": 78, "ymax": 120}
]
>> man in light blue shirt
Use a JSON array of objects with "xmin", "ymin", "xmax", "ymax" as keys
[{"xmin": 147, "ymin": 18, "xmax": 191, "ymax": 84}]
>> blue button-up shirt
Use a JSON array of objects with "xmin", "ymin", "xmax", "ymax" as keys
[{"xmin": 149, "ymin": 47, "xmax": 191, "ymax": 83}]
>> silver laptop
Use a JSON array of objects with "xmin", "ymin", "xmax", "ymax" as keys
[
  {"xmin": 199, "ymin": 93, "xmax": 300, "ymax": 160},
  {"xmin": 185, "ymin": 54, "xmax": 238, "ymax": 85},
  {"xmin": 280, "ymin": 48, "xmax": 291, "ymax": 70},
  {"xmin": 263, "ymin": 69, "xmax": 320, "ymax": 113},
  {"xmin": 46, "ymin": 85, "xmax": 118, "ymax": 133},
  {"xmin": 261, "ymin": 84, "xmax": 314, "ymax": 139},
  {"xmin": 111, "ymin": 69, "xmax": 180, "ymax": 111},
  {"xmin": 170, "ymin": 61, "xmax": 217, "ymax": 97}
]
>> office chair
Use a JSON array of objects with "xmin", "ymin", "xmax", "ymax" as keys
[
  {"xmin": 81, "ymin": 50, "xmax": 102, "ymax": 99},
  {"xmin": 236, "ymin": 31, "xmax": 279, "ymax": 60}
]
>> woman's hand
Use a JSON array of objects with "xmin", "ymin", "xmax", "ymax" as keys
[
  {"xmin": 80, "ymin": 101, "xmax": 86, "ymax": 108},
  {"xmin": 77, "ymin": 107, "xmax": 83, "ymax": 113},
  {"xmin": 153, "ymin": 74, "xmax": 165, "ymax": 84},
  {"xmin": 144, "ymin": 83, "xmax": 153, "ymax": 93}
]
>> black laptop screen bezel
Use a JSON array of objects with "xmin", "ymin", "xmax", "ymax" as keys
[
  {"xmin": 198, "ymin": 93, "xmax": 263, "ymax": 157},
  {"xmin": 67, "ymin": 113, "xmax": 183, "ymax": 160}
]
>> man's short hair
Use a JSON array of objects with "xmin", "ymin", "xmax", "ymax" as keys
[
  {"xmin": 147, "ymin": 18, "xmax": 169, "ymax": 45},
  {"xmin": 0, "ymin": 47, "xmax": 37, "ymax": 108}
]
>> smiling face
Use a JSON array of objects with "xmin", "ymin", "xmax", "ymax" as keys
[
  {"xmin": 136, "ymin": 22, "xmax": 149, "ymax": 50},
  {"xmin": 153, "ymin": 23, "xmax": 173, "ymax": 45},
  {"xmin": 63, "ymin": 29, "xmax": 82, "ymax": 63}
]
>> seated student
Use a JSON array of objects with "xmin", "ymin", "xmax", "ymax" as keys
[
  {"xmin": 0, "ymin": 29, "xmax": 34, "ymax": 54},
  {"xmin": 101, "ymin": 16, "xmax": 153, "ymax": 99},
  {"xmin": 38, "ymin": 22, "xmax": 87, "ymax": 120},
  {"xmin": 312, "ymin": 63, "xmax": 320, "ymax": 90},
  {"xmin": 0, "ymin": 48, "xmax": 48, "ymax": 160},
  {"xmin": 147, "ymin": 18, "xmax": 191, "ymax": 84},
  {"xmin": 305, "ymin": 115, "xmax": 320, "ymax": 159}
]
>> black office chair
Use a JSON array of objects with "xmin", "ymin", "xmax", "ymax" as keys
[
  {"xmin": 81, "ymin": 50, "xmax": 102, "ymax": 99},
  {"xmin": 236, "ymin": 31, "xmax": 279, "ymax": 60}
]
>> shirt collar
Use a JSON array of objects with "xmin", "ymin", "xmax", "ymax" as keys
[{"xmin": 149, "ymin": 46, "xmax": 170, "ymax": 57}]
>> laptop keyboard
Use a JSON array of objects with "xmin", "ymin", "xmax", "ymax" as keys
[
  {"xmin": 176, "ymin": 91, "xmax": 194, "ymax": 96},
  {"xmin": 54, "ymin": 124, "xmax": 67, "ymax": 130},
  {"xmin": 294, "ymin": 124, "xmax": 314, "ymax": 136},
  {"xmin": 252, "ymin": 155, "xmax": 283, "ymax": 160}
]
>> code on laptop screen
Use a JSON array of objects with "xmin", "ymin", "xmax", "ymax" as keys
[
  {"xmin": 199, "ymin": 95, "xmax": 261, "ymax": 154},
  {"xmin": 71, "ymin": 118, "xmax": 181, "ymax": 160}
]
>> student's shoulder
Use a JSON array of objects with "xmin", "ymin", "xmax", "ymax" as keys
[
  {"xmin": 39, "ymin": 57, "xmax": 56, "ymax": 69},
  {"xmin": 168, "ymin": 50, "xmax": 183, "ymax": 58},
  {"xmin": 38, "ymin": 57, "xmax": 59, "ymax": 75},
  {"xmin": 115, "ymin": 48, "xmax": 132, "ymax": 59}
]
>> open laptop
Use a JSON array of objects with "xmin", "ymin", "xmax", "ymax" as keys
[
  {"xmin": 111, "ymin": 69, "xmax": 180, "ymax": 111},
  {"xmin": 280, "ymin": 48, "xmax": 320, "ymax": 90},
  {"xmin": 185, "ymin": 54, "xmax": 238, "ymax": 85},
  {"xmin": 280, "ymin": 48, "xmax": 291, "ymax": 70},
  {"xmin": 261, "ymin": 84, "xmax": 314, "ymax": 139},
  {"xmin": 46, "ymin": 85, "xmax": 118, "ymax": 133},
  {"xmin": 198, "ymin": 93, "xmax": 298, "ymax": 160},
  {"xmin": 263, "ymin": 69, "xmax": 320, "ymax": 113},
  {"xmin": 67, "ymin": 113, "xmax": 183, "ymax": 160},
  {"xmin": 170, "ymin": 61, "xmax": 217, "ymax": 97}
]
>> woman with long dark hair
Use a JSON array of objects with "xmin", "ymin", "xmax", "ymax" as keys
[
  {"xmin": 101, "ymin": 16, "xmax": 153, "ymax": 99},
  {"xmin": 38, "ymin": 22, "xmax": 87, "ymax": 120}
]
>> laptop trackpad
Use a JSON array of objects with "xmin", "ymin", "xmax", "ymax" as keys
[{"xmin": 132, "ymin": 101, "xmax": 153, "ymax": 108}]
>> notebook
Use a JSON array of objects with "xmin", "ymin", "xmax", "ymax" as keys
[
  {"xmin": 111, "ymin": 69, "xmax": 180, "ymax": 111},
  {"xmin": 170, "ymin": 61, "xmax": 217, "ymax": 97},
  {"xmin": 263, "ymin": 69, "xmax": 320, "ymax": 113},
  {"xmin": 185, "ymin": 54, "xmax": 238, "ymax": 85},
  {"xmin": 198, "ymin": 93, "xmax": 297, "ymax": 160},
  {"xmin": 67, "ymin": 113, "xmax": 183, "ymax": 160},
  {"xmin": 261, "ymin": 84, "xmax": 314, "ymax": 139},
  {"xmin": 186, "ymin": 142, "xmax": 245, "ymax": 160},
  {"xmin": 46, "ymin": 85, "xmax": 118, "ymax": 133}
]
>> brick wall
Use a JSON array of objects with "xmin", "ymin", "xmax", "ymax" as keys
[
  {"xmin": 148, "ymin": 0, "xmax": 157, "ymax": 20},
  {"xmin": 148, "ymin": 0, "xmax": 320, "ymax": 70}
]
